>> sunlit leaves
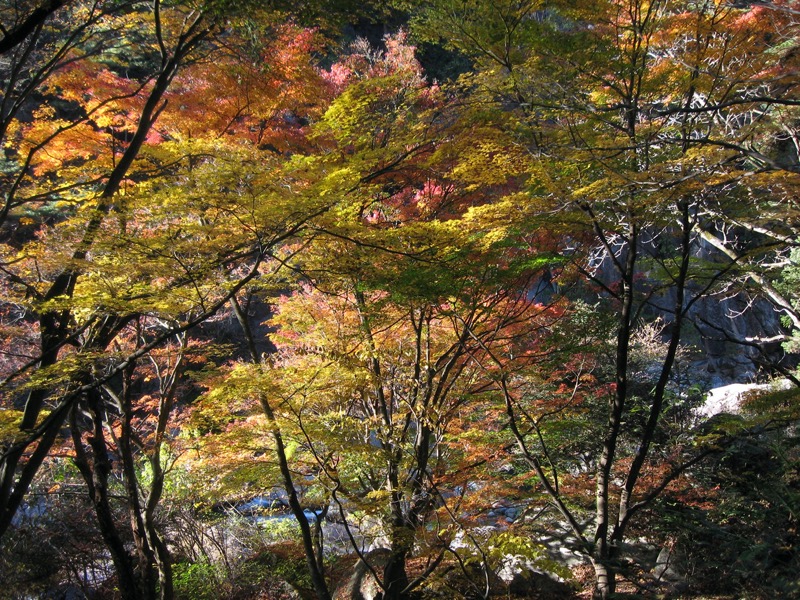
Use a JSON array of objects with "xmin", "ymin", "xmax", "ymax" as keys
[{"xmin": 157, "ymin": 23, "xmax": 329, "ymax": 146}]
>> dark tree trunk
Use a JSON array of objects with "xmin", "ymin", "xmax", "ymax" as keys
[{"xmin": 71, "ymin": 394, "xmax": 159, "ymax": 600}]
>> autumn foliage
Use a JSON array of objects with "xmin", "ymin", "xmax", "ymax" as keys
[{"xmin": 1, "ymin": 1, "xmax": 799, "ymax": 599}]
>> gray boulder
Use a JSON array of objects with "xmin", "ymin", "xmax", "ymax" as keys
[{"xmin": 334, "ymin": 548, "xmax": 391, "ymax": 600}]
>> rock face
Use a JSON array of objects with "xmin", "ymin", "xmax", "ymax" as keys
[
  {"xmin": 588, "ymin": 230, "xmax": 796, "ymax": 385},
  {"xmin": 690, "ymin": 292, "xmax": 788, "ymax": 385}
]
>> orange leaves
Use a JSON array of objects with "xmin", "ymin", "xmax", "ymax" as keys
[
  {"xmin": 17, "ymin": 60, "xmax": 147, "ymax": 182},
  {"xmin": 155, "ymin": 23, "xmax": 329, "ymax": 147},
  {"xmin": 13, "ymin": 19, "xmax": 333, "ymax": 200}
]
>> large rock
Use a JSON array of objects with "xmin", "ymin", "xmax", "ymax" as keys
[
  {"xmin": 651, "ymin": 544, "xmax": 688, "ymax": 596},
  {"xmin": 495, "ymin": 555, "xmax": 574, "ymax": 598},
  {"xmin": 698, "ymin": 379, "xmax": 791, "ymax": 418},
  {"xmin": 333, "ymin": 548, "xmax": 391, "ymax": 600}
]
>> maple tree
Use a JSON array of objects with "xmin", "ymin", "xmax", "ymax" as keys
[
  {"xmin": 68, "ymin": 327, "xmax": 190, "ymax": 600},
  {"xmin": 410, "ymin": 0, "xmax": 800, "ymax": 597},
  {"xmin": 186, "ymin": 34, "xmax": 568, "ymax": 600},
  {"xmin": 202, "ymin": 247, "xmax": 561, "ymax": 600},
  {"xmin": 0, "ymin": 0, "xmax": 216, "ymax": 541},
  {"xmin": 0, "ymin": 2, "xmax": 361, "ymax": 597}
]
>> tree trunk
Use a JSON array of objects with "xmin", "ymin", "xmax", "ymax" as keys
[
  {"xmin": 0, "ymin": 10, "xmax": 211, "ymax": 542},
  {"xmin": 591, "ymin": 558, "xmax": 616, "ymax": 600},
  {"xmin": 234, "ymin": 293, "xmax": 332, "ymax": 600},
  {"xmin": 382, "ymin": 547, "xmax": 411, "ymax": 600},
  {"xmin": 71, "ymin": 398, "xmax": 158, "ymax": 600}
]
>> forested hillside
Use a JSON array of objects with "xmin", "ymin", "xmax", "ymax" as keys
[{"xmin": 1, "ymin": 1, "xmax": 799, "ymax": 599}]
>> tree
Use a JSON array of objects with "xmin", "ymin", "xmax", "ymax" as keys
[
  {"xmin": 189, "ymin": 32, "xmax": 569, "ymax": 599},
  {"xmin": 410, "ymin": 0, "xmax": 800, "ymax": 596},
  {"xmin": 68, "ymin": 327, "xmax": 190, "ymax": 600},
  {"xmin": 0, "ymin": 0, "xmax": 221, "ymax": 540},
  {"xmin": 0, "ymin": 3, "xmax": 352, "ymax": 597},
  {"xmin": 203, "ymin": 245, "xmax": 560, "ymax": 600},
  {"xmin": 0, "ymin": 0, "xmax": 70, "ymax": 55}
]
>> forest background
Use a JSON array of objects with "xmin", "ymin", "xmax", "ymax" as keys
[{"xmin": 1, "ymin": 0, "xmax": 799, "ymax": 599}]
